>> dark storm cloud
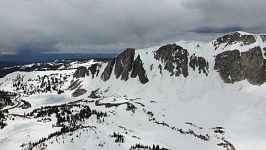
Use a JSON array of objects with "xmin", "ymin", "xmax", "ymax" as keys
[
  {"xmin": 0, "ymin": 0, "xmax": 265, "ymax": 54},
  {"xmin": 192, "ymin": 26, "xmax": 243, "ymax": 34}
]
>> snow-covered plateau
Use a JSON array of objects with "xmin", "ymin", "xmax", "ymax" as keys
[{"xmin": 1, "ymin": 31, "xmax": 266, "ymax": 150}]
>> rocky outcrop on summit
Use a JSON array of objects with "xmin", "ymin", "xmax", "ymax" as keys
[
  {"xmin": 101, "ymin": 48, "xmax": 149, "ymax": 84},
  {"xmin": 73, "ymin": 66, "xmax": 89, "ymax": 78},
  {"xmin": 214, "ymin": 46, "xmax": 266, "ymax": 85},
  {"xmin": 189, "ymin": 54, "xmax": 209, "ymax": 76},
  {"xmin": 131, "ymin": 55, "xmax": 149, "ymax": 84},
  {"xmin": 154, "ymin": 44, "xmax": 189, "ymax": 77},
  {"xmin": 213, "ymin": 32, "xmax": 256, "ymax": 50}
]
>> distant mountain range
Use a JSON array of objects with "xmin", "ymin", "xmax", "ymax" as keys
[{"xmin": 0, "ymin": 52, "xmax": 117, "ymax": 64}]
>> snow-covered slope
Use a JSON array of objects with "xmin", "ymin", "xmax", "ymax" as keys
[{"xmin": 0, "ymin": 31, "xmax": 266, "ymax": 150}]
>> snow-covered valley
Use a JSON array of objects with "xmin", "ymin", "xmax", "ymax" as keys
[{"xmin": 0, "ymin": 31, "xmax": 266, "ymax": 150}]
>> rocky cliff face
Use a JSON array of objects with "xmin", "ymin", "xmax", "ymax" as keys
[
  {"xmin": 101, "ymin": 58, "xmax": 115, "ymax": 81},
  {"xmin": 213, "ymin": 32, "xmax": 256, "ymax": 50},
  {"xmin": 189, "ymin": 54, "xmax": 209, "ymax": 76},
  {"xmin": 114, "ymin": 48, "xmax": 135, "ymax": 81},
  {"xmin": 77, "ymin": 32, "xmax": 266, "ymax": 86},
  {"xmin": 260, "ymin": 35, "xmax": 266, "ymax": 43},
  {"xmin": 101, "ymin": 48, "xmax": 149, "ymax": 84},
  {"xmin": 154, "ymin": 44, "xmax": 189, "ymax": 77},
  {"xmin": 73, "ymin": 66, "xmax": 89, "ymax": 78},
  {"xmin": 214, "ymin": 46, "xmax": 266, "ymax": 85},
  {"xmin": 131, "ymin": 55, "xmax": 149, "ymax": 84},
  {"xmin": 154, "ymin": 44, "xmax": 209, "ymax": 77},
  {"xmin": 88, "ymin": 63, "xmax": 101, "ymax": 79}
]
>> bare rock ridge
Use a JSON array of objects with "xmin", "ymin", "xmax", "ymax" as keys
[
  {"xmin": 261, "ymin": 35, "xmax": 266, "ymax": 43},
  {"xmin": 101, "ymin": 48, "xmax": 149, "ymax": 84},
  {"xmin": 213, "ymin": 32, "xmax": 256, "ymax": 50},
  {"xmin": 74, "ymin": 31, "xmax": 265, "ymax": 85},
  {"xmin": 73, "ymin": 66, "xmax": 89, "ymax": 78},
  {"xmin": 131, "ymin": 54, "xmax": 149, "ymax": 84},
  {"xmin": 214, "ymin": 46, "xmax": 266, "ymax": 85},
  {"xmin": 114, "ymin": 48, "xmax": 135, "ymax": 81},
  {"xmin": 88, "ymin": 63, "xmax": 101, "ymax": 79},
  {"xmin": 154, "ymin": 44, "xmax": 189, "ymax": 77},
  {"xmin": 101, "ymin": 58, "xmax": 115, "ymax": 81},
  {"xmin": 73, "ymin": 63, "xmax": 101, "ymax": 79},
  {"xmin": 154, "ymin": 44, "xmax": 209, "ymax": 77},
  {"xmin": 189, "ymin": 54, "xmax": 209, "ymax": 76}
]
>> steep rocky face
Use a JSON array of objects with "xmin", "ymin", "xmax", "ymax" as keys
[
  {"xmin": 114, "ymin": 48, "xmax": 135, "ymax": 81},
  {"xmin": 213, "ymin": 32, "xmax": 256, "ymax": 50},
  {"xmin": 214, "ymin": 50, "xmax": 245, "ymax": 83},
  {"xmin": 101, "ymin": 48, "xmax": 149, "ymax": 84},
  {"xmin": 131, "ymin": 55, "xmax": 149, "ymax": 84},
  {"xmin": 154, "ymin": 44, "xmax": 189, "ymax": 77},
  {"xmin": 88, "ymin": 63, "xmax": 101, "ymax": 79},
  {"xmin": 261, "ymin": 35, "xmax": 266, "ymax": 43},
  {"xmin": 73, "ymin": 66, "xmax": 89, "ymax": 78},
  {"xmin": 101, "ymin": 58, "xmax": 115, "ymax": 81},
  {"xmin": 214, "ymin": 47, "xmax": 266, "ymax": 85},
  {"xmin": 241, "ymin": 46, "xmax": 266, "ymax": 85},
  {"xmin": 189, "ymin": 54, "xmax": 209, "ymax": 76}
]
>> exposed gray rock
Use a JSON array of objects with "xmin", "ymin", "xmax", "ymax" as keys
[
  {"xmin": 154, "ymin": 44, "xmax": 189, "ymax": 77},
  {"xmin": 101, "ymin": 58, "xmax": 115, "ymax": 81},
  {"xmin": 72, "ymin": 88, "xmax": 87, "ymax": 97},
  {"xmin": 131, "ymin": 55, "xmax": 149, "ymax": 84},
  {"xmin": 88, "ymin": 63, "xmax": 101, "ymax": 79},
  {"xmin": 213, "ymin": 32, "xmax": 256, "ymax": 50},
  {"xmin": 88, "ymin": 88, "xmax": 101, "ymax": 98},
  {"xmin": 101, "ymin": 48, "xmax": 135, "ymax": 82},
  {"xmin": 214, "ymin": 47, "xmax": 266, "ymax": 85},
  {"xmin": 73, "ymin": 66, "xmax": 89, "ymax": 78},
  {"xmin": 214, "ymin": 50, "xmax": 244, "ymax": 83},
  {"xmin": 114, "ymin": 48, "xmax": 135, "ymax": 81},
  {"xmin": 261, "ymin": 35, "xmax": 266, "ymax": 43},
  {"xmin": 241, "ymin": 46, "xmax": 266, "ymax": 85},
  {"xmin": 189, "ymin": 54, "xmax": 209, "ymax": 76}
]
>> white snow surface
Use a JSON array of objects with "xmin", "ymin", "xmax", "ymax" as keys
[{"xmin": 0, "ymin": 32, "xmax": 266, "ymax": 150}]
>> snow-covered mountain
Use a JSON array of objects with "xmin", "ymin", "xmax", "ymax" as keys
[{"xmin": 1, "ymin": 31, "xmax": 266, "ymax": 150}]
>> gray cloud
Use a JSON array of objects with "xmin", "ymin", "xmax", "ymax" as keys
[{"xmin": 0, "ymin": 0, "xmax": 265, "ymax": 54}]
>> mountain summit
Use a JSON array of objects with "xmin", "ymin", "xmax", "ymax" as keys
[{"xmin": 0, "ymin": 31, "xmax": 266, "ymax": 150}]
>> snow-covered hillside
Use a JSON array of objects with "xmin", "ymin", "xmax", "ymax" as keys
[{"xmin": 0, "ymin": 31, "xmax": 266, "ymax": 150}]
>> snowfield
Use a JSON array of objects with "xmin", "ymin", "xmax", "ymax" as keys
[{"xmin": 0, "ymin": 31, "xmax": 266, "ymax": 150}]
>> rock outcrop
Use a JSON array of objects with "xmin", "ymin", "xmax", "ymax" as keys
[
  {"xmin": 189, "ymin": 54, "xmax": 209, "ymax": 76},
  {"xmin": 214, "ymin": 50, "xmax": 245, "ymax": 83},
  {"xmin": 214, "ymin": 46, "xmax": 266, "ymax": 85},
  {"xmin": 114, "ymin": 48, "xmax": 135, "ymax": 81},
  {"xmin": 88, "ymin": 63, "xmax": 101, "ymax": 79},
  {"xmin": 101, "ymin": 58, "xmax": 115, "ymax": 81},
  {"xmin": 73, "ymin": 66, "xmax": 89, "ymax": 78},
  {"xmin": 101, "ymin": 48, "xmax": 149, "ymax": 84},
  {"xmin": 101, "ymin": 48, "xmax": 135, "ymax": 82},
  {"xmin": 131, "ymin": 55, "xmax": 149, "ymax": 84},
  {"xmin": 261, "ymin": 35, "xmax": 266, "ymax": 43},
  {"xmin": 213, "ymin": 32, "xmax": 256, "ymax": 50},
  {"xmin": 154, "ymin": 44, "xmax": 189, "ymax": 77}
]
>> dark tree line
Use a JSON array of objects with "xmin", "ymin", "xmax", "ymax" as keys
[
  {"xmin": 11, "ymin": 73, "xmax": 68, "ymax": 96},
  {"xmin": 129, "ymin": 143, "xmax": 170, "ymax": 150}
]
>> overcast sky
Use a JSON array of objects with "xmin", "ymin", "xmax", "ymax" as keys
[{"xmin": 0, "ymin": 0, "xmax": 265, "ymax": 54}]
